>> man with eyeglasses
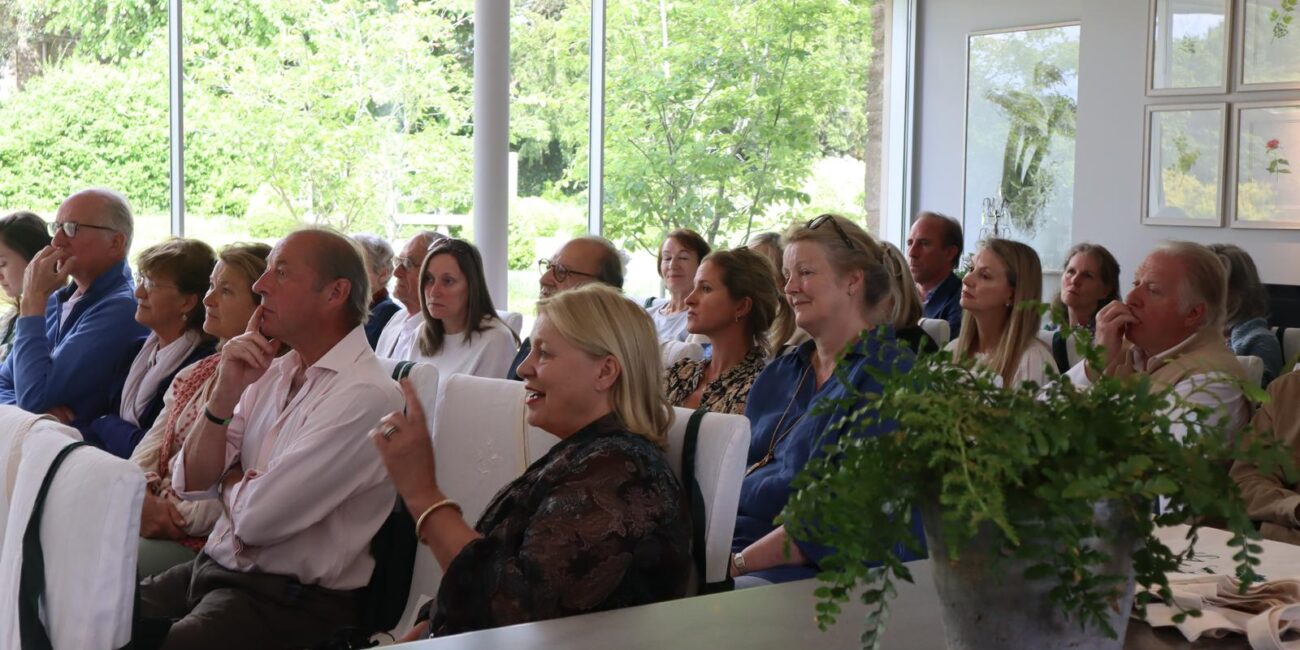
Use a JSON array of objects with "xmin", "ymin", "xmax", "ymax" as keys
[
  {"xmin": 0, "ymin": 188, "xmax": 148, "ymax": 433},
  {"xmin": 506, "ymin": 236, "xmax": 624, "ymax": 380},
  {"xmin": 374, "ymin": 230, "xmax": 446, "ymax": 360}
]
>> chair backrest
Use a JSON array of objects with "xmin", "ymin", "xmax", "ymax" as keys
[
  {"xmin": 0, "ymin": 416, "xmax": 144, "ymax": 650},
  {"xmin": 1035, "ymin": 329, "xmax": 1053, "ymax": 350},
  {"xmin": 1284, "ymin": 328, "xmax": 1300, "ymax": 367},
  {"xmin": 497, "ymin": 310, "xmax": 524, "ymax": 337},
  {"xmin": 662, "ymin": 340, "xmax": 705, "ymax": 368},
  {"xmin": 918, "ymin": 318, "xmax": 951, "ymax": 348},
  {"xmin": 1237, "ymin": 355, "xmax": 1265, "ymax": 388},
  {"xmin": 375, "ymin": 358, "xmax": 440, "ymax": 423}
]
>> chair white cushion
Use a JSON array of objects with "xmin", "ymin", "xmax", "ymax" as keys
[
  {"xmin": 662, "ymin": 340, "xmax": 705, "ymax": 368},
  {"xmin": 0, "ymin": 416, "xmax": 144, "ymax": 650},
  {"xmin": 1237, "ymin": 355, "xmax": 1264, "ymax": 387},
  {"xmin": 1285, "ymin": 329, "xmax": 1300, "ymax": 368},
  {"xmin": 374, "ymin": 358, "xmax": 440, "ymax": 427},
  {"xmin": 497, "ymin": 310, "xmax": 524, "ymax": 337},
  {"xmin": 918, "ymin": 318, "xmax": 951, "ymax": 348}
]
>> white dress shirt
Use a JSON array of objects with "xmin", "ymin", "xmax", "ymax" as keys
[
  {"xmin": 943, "ymin": 338, "xmax": 1057, "ymax": 387},
  {"xmin": 375, "ymin": 309, "xmax": 423, "ymax": 360},
  {"xmin": 407, "ymin": 317, "xmax": 518, "ymax": 381},
  {"xmin": 172, "ymin": 326, "xmax": 403, "ymax": 590}
]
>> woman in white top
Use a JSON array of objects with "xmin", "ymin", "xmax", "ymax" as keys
[
  {"xmin": 410, "ymin": 238, "xmax": 519, "ymax": 379},
  {"xmin": 947, "ymin": 238, "xmax": 1055, "ymax": 387},
  {"xmin": 645, "ymin": 228, "xmax": 710, "ymax": 342}
]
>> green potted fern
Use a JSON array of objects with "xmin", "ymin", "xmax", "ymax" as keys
[{"xmin": 781, "ymin": 317, "xmax": 1293, "ymax": 650}]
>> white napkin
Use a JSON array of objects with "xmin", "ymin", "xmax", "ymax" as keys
[{"xmin": 1138, "ymin": 575, "xmax": 1300, "ymax": 649}]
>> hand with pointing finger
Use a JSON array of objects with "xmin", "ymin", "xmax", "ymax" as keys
[
  {"xmin": 370, "ymin": 377, "xmax": 439, "ymax": 515},
  {"xmin": 21, "ymin": 246, "xmax": 74, "ymax": 317},
  {"xmin": 209, "ymin": 305, "xmax": 282, "ymax": 418}
]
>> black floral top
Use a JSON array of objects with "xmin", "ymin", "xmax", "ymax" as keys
[
  {"xmin": 430, "ymin": 414, "xmax": 692, "ymax": 636},
  {"xmin": 664, "ymin": 347, "xmax": 767, "ymax": 415}
]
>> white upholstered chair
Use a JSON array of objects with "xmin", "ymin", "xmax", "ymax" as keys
[
  {"xmin": 1237, "ymin": 355, "xmax": 1265, "ymax": 388},
  {"xmin": 661, "ymin": 340, "xmax": 705, "ymax": 368},
  {"xmin": 1284, "ymin": 328, "xmax": 1300, "ymax": 368},
  {"xmin": 918, "ymin": 318, "xmax": 951, "ymax": 348},
  {"xmin": 496, "ymin": 310, "xmax": 524, "ymax": 337}
]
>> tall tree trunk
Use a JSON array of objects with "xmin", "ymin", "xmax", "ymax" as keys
[{"xmin": 861, "ymin": 1, "xmax": 886, "ymax": 235}]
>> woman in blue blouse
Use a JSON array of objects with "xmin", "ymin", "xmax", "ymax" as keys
[{"xmin": 731, "ymin": 213, "xmax": 924, "ymax": 587}]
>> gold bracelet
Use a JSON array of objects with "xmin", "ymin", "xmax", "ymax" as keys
[{"xmin": 414, "ymin": 498, "xmax": 462, "ymax": 542}]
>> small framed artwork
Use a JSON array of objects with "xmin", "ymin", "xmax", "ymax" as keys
[
  {"xmin": 1148, "ymin": 0, "xmax": 1231, "ymax": 95},
  {"xmin": 1237, "ymin": 0, "xmax": 1300, "ymax": 90},
  {"xmin": 1142, "ymin": 103, "xmax": 1227, "ymax": 227},
  {"xmin": 1230, "ymin": 101, "xmax": 1300, "ymax": 229}
]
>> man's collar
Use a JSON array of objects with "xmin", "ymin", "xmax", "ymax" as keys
[
  {"xmin": 1134, "ymin": 328, "xmax": 1215, "ymax": 373},
  {"xmin": 289, "ymin": 326, "xmax": 371, "ymax": 376},
  {"xmin": 58, "ymin": 259, "xmax": 130, "ymax": 303}
]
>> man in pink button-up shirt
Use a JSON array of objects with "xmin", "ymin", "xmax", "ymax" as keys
[{"xmin": 136, "ymin": 229, "xmax": 404, "ymax": 650}]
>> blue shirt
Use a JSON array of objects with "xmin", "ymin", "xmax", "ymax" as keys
[
  {"xmin": 1228, "ymin": 317, "xmax": 1284, "ymax": 386},
  {"xmin": 735, "ymin": 330, "xmax": 926, "ymax": 583},
  {"xmin": 365, "ymin": 293, "xmax": 401, "ymax": 349},
  {"xmin": 922, "ymin": 272, "xmax": 963, "ymax": 339},
  {"xmin": 0, "ymin": 260, "xmax": 148, "ymax": 432}
]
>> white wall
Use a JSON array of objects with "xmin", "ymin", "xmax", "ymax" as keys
[{"xmin": 914, "ymin": 0, "xmax": 1300, "ymax": 288}]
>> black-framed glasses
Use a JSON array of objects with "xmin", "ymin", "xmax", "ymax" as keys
[
  {"xmin": 49, "ymin": 221, "xmax": 118, "ymax": 238},
  {"xmin": 806, "ymin": 214, "xmax": 857, "ymax": 251},
  {"xmin": 538, "ymin": 258, "xmax": 598, "ymax": 283}
]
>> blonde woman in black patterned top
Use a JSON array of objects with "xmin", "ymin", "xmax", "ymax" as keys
[{"xmin": 664, "ymin": 247, "xmax": 780, "ymax": 415}]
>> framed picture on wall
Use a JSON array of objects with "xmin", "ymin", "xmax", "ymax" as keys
[
  {"xmin": 1238, "ymin": 0, "xmax": 1300, "ymax": 90},
  {"xmin": 1141, "ymin": 103, "xmax": 1226, "ymax": 227},
  {"xmin": 1148, "ymin": 0, "xmax": 1231, "ymax": 95},
  {"xmin": 1230, "ymin": 101, "xmax": 1300, "ymax": 228},
  {"xmin": 962, "ymin": 23, "xmax": 1080, "ymax": 271}
]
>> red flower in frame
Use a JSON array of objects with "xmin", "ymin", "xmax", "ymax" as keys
[{"xmin": 1267, "ymin": 138, "xmax": 1281, "ymax": 150}]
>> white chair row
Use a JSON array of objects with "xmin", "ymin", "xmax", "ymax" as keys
[
  {"xmin": 917, "ymin": 318, "xmax": 950, "ymax": 349},
  {"xmin": 496, "ymin": 310, "xmax": 524, "ymax": 337}
]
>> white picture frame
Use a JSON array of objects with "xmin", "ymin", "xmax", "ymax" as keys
[
  {"xmin": 1229, "ymin": 100, "xmax": 1300, "ymax": 228},
  {"xmin": 1237, "ymin": 0, "xmax": 1300, "ymax": 91},
  {"xmin": 1141, "ymin": 103, "xmax": 1227, "ymax": 227},
  {"xmin": 1147, "ymin": 0, "xmax": 1232, "ymax": 96}
]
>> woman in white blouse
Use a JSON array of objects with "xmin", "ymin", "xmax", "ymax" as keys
[
  {"xmin": 645, "ymin": 228, "xmax": 710, "ymax": 342},
  {"xmin": 947, "ymin": 238, "xmax": 1055, "ymax": 387},
  {"xmin": 409, "ymin": 238, "xmax": 519, "ymax": 379}
]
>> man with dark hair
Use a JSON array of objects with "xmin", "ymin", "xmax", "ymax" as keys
[
  {"xmin": 906, "ymin": 211, "xmax": 964, "ymax": 338},
  {"xmin": 136, "ymin": 228, "xmax": 403, "ymax": 649},
  {"xmin": 506, "ymin": 236, "xmax": 624, "ymax": 380},
  {"xmin": 0, "ymin": 189, "xmax": 148, "ymax": 432}
]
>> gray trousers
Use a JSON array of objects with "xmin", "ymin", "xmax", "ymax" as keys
[{"xmin": 137, "ymin": 553, "xmax": 361, "ymax": 650}]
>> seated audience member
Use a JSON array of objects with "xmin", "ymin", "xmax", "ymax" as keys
[
  {"xmin": 0, "ymin": 189, "xmax": 148, "ymax": 430},
  {"xmin": 353, "ymin": 233, "xmax": 402, "ymax": 348},
  {"xmin": 747, "ymin": 231, "xmax": 802, "ymax": 350},
  {"xmin": 507, "ymin": 235, "xmax": 625, "ymax": 380},
  {"xmin": 1066, "ymin": 242, "xmax": 1250, "ymax": 439},
  {"xmin": 372, "ymin": 284, "xmax": 691, "ymax": 638},
  {"xmin": 881, "ymin": 242, "xmax": 938, "ymax": 354},
  {"xmin": 0, "ymin": 211, "xmax": 52, "ymax": 361},
  {"xmin": 733, "ymin": 214, "xmax": 922, "ymax": 587},
  {"xmin": 1211, "ymin": 243, "xmax": 1283, "ymax": 386},
  {"xmin": 664, "ymin": 247, "xmax": 776, "ymax": 415},
  {"xmin": 376, "ymin": 230, "xmax": 445, "ymax": 360},
  {"xmin": 87, "ymin": 239, "xmax": 218, "ymax": 458},
  {"xmin": 646, "ymin": 228, "xmax": 711, "ymax": 342},
  {"xmin": 947, "ymin": 239, "xmax": 1055, "ymax": 387},
  {"xmin": 130, "ymin": 243, "xmax": 270, "ymax": 578},
  {"xmin": 410, "ymin": 238, "xmax": 518, "ymax": 379},
  {"xmin": 136, "ymin": 229, "xmax": 404, "ymax": 649},
  {"xmin": 907, "ymin": 210, "xmax": 964, "ymax": 338},
  {"xmin": 1049, "ymin": 243, "xmax": 1121, "ymax": 372},
  {"xmin": 1230, "ymin": 371, "xmax": 1300, "ymax": 544}
]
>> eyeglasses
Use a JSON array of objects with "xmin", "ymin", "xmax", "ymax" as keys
[
  {"xmin": 806, "ymin": 214, "xmax": 858, "ymax": 251},
  {"xmin": 49, "ymin": 221, "xmax": 118, "ymax": 239},
  {"xmin": 538, "ymin": 259, "xmax": 598, "ymax": 284},
  {"xmin": 134, "ymin": 274, "xmax": 177, "ymax": 292},
  {"xmin": 392, "ymin": 256, "xmax": 416, "ymax": 271}
]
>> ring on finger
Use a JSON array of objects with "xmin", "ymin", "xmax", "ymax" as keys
[{"xmin": 381, "ymin": 424, "xmax": 399, "ymax": 440}]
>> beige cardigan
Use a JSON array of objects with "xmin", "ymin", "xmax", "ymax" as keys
[{"xmin": 1230, "ymin": 371, "xmax": 1300, "ymax": 545}]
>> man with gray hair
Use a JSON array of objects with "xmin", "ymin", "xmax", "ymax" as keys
[
  {"xmin": 1066, "ymin": 241, "xmax": 1249, "ymax": 438},
  {"xmin": 137, "ymin": 228, "xmax": 403, "ymax": 648},
  {"xmin": 374, "ymin": 230, "xmax": 446, "ymax": 359},
  {"xmin": 352, "ymin": 233, "xmax": 401, "ymax": 348},
  {"xmin": 0, "ymin": 188, "xmax": 148, "ymax": 433}
]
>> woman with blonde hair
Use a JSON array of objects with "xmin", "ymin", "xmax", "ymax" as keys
[
  {"xmin": 372, "ymin": 283, "xmax": 691, "ymax": 638},
  {"xmin": 665, "ymin": 247, "xmax": 776, "ymax": 415},
  {"xmin": 732, "ymin": 214, "xmax": 923, "ymax": 586},
  {"xmin": 880, "ymin": 242, "xmax": 938, "ymax": 354},
  {"xmin": 949, "ymin": 238, "xmax": 1055, "ymax": 387}
]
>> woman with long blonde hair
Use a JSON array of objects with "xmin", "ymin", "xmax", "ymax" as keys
[
  {"xmin": 949, "ymin": 238, "xmax": 1054, "ymax": 386},
  {"xmin": 880, "ymin": 242, "xmax": 938, "ymax": 354}
]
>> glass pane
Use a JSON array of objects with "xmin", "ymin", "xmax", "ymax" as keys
[
  {"xmin": 0, "ymin": 0, "xmax": 169, "ymax": 260},
  {"xmin": 510, "ymin": 0, "xmax": 591, "ymax": 327},
  {"xmin": 1236, "ymin": 105, "xmax": 1300, "ymax": 224},
  {"xmin": 1146, "ymin": 108, "xmax": 1223, "ymax": 223},
  {"xmin": 1242, "ymin": 0, "xmax": 1300, "ymax": 87},
  {"xmin": 182, "ymin": 1, "xmax": 476, "ymax": 252},
  {"xmin": 1151, "ymin": 0, "xmax": 1228, "ymax": 90},
  {"xmin": 603, "ymin": 0, "xmax": 882, "ymax": 299}
]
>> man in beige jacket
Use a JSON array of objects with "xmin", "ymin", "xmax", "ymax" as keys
[{"xmin": 1231, "ymin": 370, "xmax": 1300, "ymax": 545}]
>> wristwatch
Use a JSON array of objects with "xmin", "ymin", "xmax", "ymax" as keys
[{"xmin": 731, "ymin": 552, "xmax": 748, "ymax": 576}]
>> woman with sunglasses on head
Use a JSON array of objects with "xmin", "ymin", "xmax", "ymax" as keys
[
  {"xmin": 646, "ymin": 229, "xmax": 711, "ymax": 342},
  {"xmin": 85, "ymin": 238, "xmax": 218, "ymax": 459},
  {"xmin": 731, "ymin": 214, "xmax": 923, "ymax": 587},
  {"xmin": 949, "ymin": 239, "xmax": 1055, "ymax": 387},
  {"xmin": 664, "ymin": 247, "xmax": 777, "ymax": 415},
  {"xmin": 409, "ymin": 238, "xmax": 519, "ymax": 380},
  {"xmin": 0, "ymin": 211, "xmax": 53, "ymax": 362}
]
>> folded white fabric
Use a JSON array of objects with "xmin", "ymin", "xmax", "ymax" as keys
[{"xmin": 1139, "ymin": 574, "xmax": 1300, "ymax": 649}]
